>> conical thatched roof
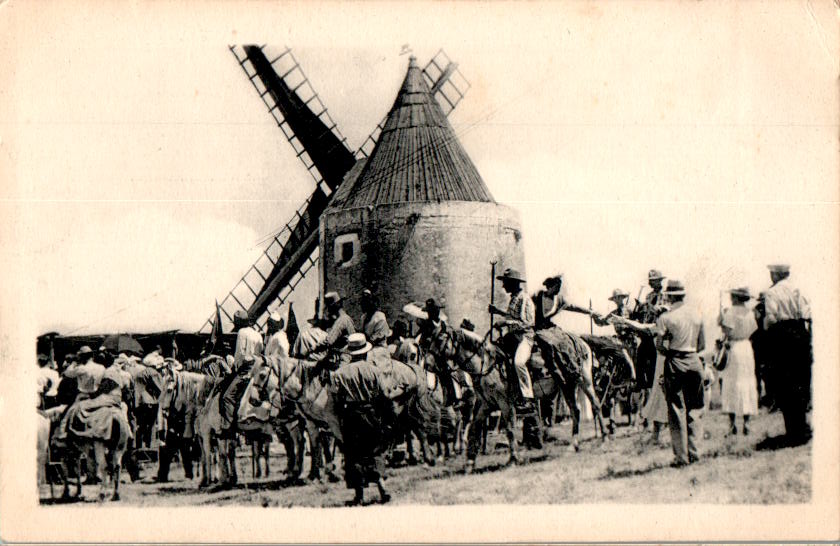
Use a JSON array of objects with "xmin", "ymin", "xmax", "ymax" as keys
[{"xmin": 332, "ymin": 56, "xmax": 494, "ymax": 209}]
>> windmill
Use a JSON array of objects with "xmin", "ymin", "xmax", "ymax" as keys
[{"xmin": 200, "ymin": 46, "xmax": 474, "ymax": 333}]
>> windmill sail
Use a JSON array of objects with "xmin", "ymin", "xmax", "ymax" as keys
[{"xmin": 202, "ymin": 47, "xmax": 470, "ymax": 333}]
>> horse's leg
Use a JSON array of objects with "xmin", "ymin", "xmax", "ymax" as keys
[
  {"xmin": 111, "ymin": 450, "xmax": 123, "ymax": 501},
  {"xmin": 580, "ymin": 374, "xmax": 607, "ymax": 439},
  {"xmin": 198, "ymin": 430, "xmax": 212, "ymax": 488},
  {"xmin": 502, "ymin": 400, "xmax": 520, "ymax": 466},
  {"xmin": 263, "ymin": 439, "xmax": 270, "ymax": 478},
  {"xmin": 465, "ymin": 399, "xmax": 487, "ymax": 473},
  {"xmin": 93, "ymin": 442, "xmax": 108, "ymax": 501},
  {"xmin": 561, "ymin": 383, "xmax": 580, "ymax": 452},
  {"xmin": 304, "ymin": 422, "xmax": 323, "ymax": 481}
]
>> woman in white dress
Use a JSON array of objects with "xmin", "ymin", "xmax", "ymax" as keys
[{"xmin": 718, "ymin": 287, "xmax": 759, "ymax": 435}]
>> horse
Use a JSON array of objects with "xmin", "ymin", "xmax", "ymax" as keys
[
  {"xmin": 157, "ymin": 363, "xmax": 222, "ymax": 487},
  {"xmin": 581, "ymin": 334, "xmax": 637, "ymax": 434},
  {"xmin": 188, "ymin": 355, "xmax": 306, "ymax": 488},
  {"xmin": 270, "ymin": 354, "xmax": 343, "ymax": 481},
  {"xmin": 430, "ymin": 324, "xmax": 608, "ymax": 469},
  {"xmin": 52, "ymin": 404, "xmax": 131, "ymax": 501}
]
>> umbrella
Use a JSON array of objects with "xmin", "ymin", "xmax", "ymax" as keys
[{"xmin": 102, "ymin": 334, "xmax": 144, "ymax": 355}]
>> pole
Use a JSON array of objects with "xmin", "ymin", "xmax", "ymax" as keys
[
  {"xmin": 489, "ymin": 261, "xmax": 497, "ymax": 341},
  {"xmin": 589, "ymin": 298, "xmax": 594, "ymax": 334}
]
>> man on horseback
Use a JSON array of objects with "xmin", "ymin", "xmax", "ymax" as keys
[
  {"xmin": 360, "ymin": 289, "xmax": 391, "ymax": 350},
  {"xmin": 219, "ymin": 310, "xmax": 264, "ymax": 438},
  {"xmin": 489, "ymin": 268, "xmax": 536, "ymax": 405},
  {"xmin": 312, "ymin": 292, "xmax": 356, "ymax": 363},
  {"xmin": 264, "ymin": 311, "xmax": 289, "ymax": 360}
]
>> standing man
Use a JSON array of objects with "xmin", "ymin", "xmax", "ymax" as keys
[
  {"xmin": 328, "ymin": 334, "xmax": 394, "ymax": 505},
  {"xmin": 220, "ymin": 310, "xmax": 264, "ymax": 437},
  {"xmin": 655, "ymin": 280, "xmax": 706, "ymax": 466},
  {"xmin": 763, "ymin": 264, "xmax": 812, "ymax": 445},
  {"xmin": 489, "ymin": 268, "xmax": 536, "ymax": 404},
  {"xmin": 360, "ymin": 289, "xmax": 391, "ymax": 350}
]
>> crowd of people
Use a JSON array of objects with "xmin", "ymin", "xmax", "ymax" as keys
[{"xmin": 36, "ymin": 262, "xmax": 813, "ymax": 503}]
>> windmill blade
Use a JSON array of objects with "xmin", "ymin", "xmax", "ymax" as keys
[
  {"xmin": 355, "ymin": 49, "xmax": 470, "ymax": 159},
  {"xmin": 229, "ymin": 45, "xmax": 357, "ymax": 192},
  {"xmin": 422, "ymin": 49, "xmax": 471, "ymax": 116},
  {"xmin": 203, "ymin": 48, "xmax": 471, "ymax": 333}
]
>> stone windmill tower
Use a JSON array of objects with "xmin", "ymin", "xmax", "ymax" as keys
[
  {"xmin": 203, "ymin": 46, "xmax": 524, "ymax": 335},
  {"xmin": 320, "ymin": 56, "xmax": 523, "ymax": 331}
]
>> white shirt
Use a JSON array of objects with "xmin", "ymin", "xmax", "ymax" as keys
[
  {"xmin": 764, "ymin": 277, "xmax": 811, "ymax": 329},
  {"xmin": 233, "ymin": 326, "xmax": 264, "ymax": 371},
  {"xmin": 264, "ymin": 330, "xmax": 289, "ymax": 359}
]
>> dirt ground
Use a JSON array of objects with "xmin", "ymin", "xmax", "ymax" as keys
[{"xmin": 40, "ymin": 408, "xmax": 810, "ymax": 507}]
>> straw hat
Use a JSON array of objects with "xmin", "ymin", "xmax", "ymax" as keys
[
  {"xmin": 729, "ymin": 287, "xmax": 751, "ymax": 300},
  {"xmin": 648, "ymin": 269, "xmax": 665, "ymax": 281},
  {"xmin": 344, "ymin": 333, "xmax": 372, "ymax": 356},
  {"xmin": 664, "ymin": 279, "xmax": 685, "ymax": 296},
  {"xmin": 609, "ymin": 288, "xmax": 630, "ymax": 302},
  {"xmin": 77, "ymin": 346, "xmax": 94, "ymax": 358},
  {"xmin": 496, "ymin": 267, "xmax": 525, "ymax": 283}
]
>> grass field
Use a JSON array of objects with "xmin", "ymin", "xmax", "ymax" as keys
[{"xmin": 40, "ymin": 408, "xmax": 811, "ymax": 507}]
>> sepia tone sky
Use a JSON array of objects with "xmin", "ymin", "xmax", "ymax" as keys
[{"xmin": 2, "ymin": 1, "xmax": 837, "ymax": 339}]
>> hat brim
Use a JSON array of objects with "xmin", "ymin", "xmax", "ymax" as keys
[
  {"xmin": 609, "ymin": 295, "xmax": 629, "ymax": 302},
  {"xmin": 665, "ymin": 290, "xmax": 685, "ymax": 296},
  {"xmin": 346, "ymin": 342, "xmax": 372, "ymax": 356},
  {"xmin": 497, "ymin": 275, "xmax": 525, "ymax": 283}
]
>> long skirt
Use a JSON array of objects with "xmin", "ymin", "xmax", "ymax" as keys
[
  {"xmin": 340, "ymin": 401, "xmax": 389, "ymax": 490},
  {"xmin": 720, "ymin": 339, "xmax": 758, "ymax": 416},
  {"xmin": 642, "ymin": 353, "xmax": 668, "ymax": 424}
]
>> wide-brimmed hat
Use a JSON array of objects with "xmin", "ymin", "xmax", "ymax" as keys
[
  {"xmin": 77, "ymin": 346, "xmax": 94, "ymax": 358},
  {"xmin": 497, "ymin": 267, "xmax": 525, "ymax": 283},
  {"xmin": 344, "ymin": 333, "xmax": 372, "ymax": 356},
  {"xmin": 233, "ymin": 309, "xmax": 250, "ymax": 325},
  {"xmin": 664, "ymin": 279, "xmax": 685, "ymax": 296},
  {"xmin": 267, "ymin": 311, "xmax": 284, "ymax": 327},
  {"xmin": 648, "ymin": 269, "xmax": 665, "ymax": 281},
  {"xmin": 729, "ymin": 287, "xmax": 751, "ymax": 300},
  {"xmin": 402, "ymin": 302, "xmax": 448, "ymax": 323},
  {"xmin": 609, "ymin": 288, "xmax": 630, "ymax": 302},
  {"xmin": 324, "ymin": 292, "xmax": 342, "ymax": 307},
  {"xmin": 767, "ymin": 264, "xmax": 790, "ymax": 274}
]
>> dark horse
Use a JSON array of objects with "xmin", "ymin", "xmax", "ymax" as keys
[{"xmin": 427, "ymin": 325, "xmax": 610, "ymax": 472}]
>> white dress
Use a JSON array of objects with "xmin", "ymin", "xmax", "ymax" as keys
[
  {"xmin": 719, "ymin": 306, "xmax": 759, "ymax": 416},
  {"xmin": 642, "ymin": 352, "xmax": 669, "ymax": 424}
]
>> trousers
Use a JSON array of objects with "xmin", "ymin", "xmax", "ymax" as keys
[
  {"xmin": 514, "ymin": 337, "xmax": 535, "ymax": 399},
  {"xmin": 664, "ymin": 352, "xmax": 705, "ymax": 464},
  {"xmin": 220, "ymin": 363, "xmax": 254, "ymax": 433},
  {"xmin": 767, "ymin": 320, "xmax": 812, "ymax": 442}
]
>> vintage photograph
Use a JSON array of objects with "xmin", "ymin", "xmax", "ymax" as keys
[{"xmin": 3, "ymin": 0, "xmax": 839, "ymax": 542}]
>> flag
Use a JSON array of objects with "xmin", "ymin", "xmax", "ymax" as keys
[
  {"xmin": 210, "ymin": 300, "xmax": 223, "ymax": 354},
  {"xmin": 286, "ymin": 302, "xmax": 300, "ymax": 351}
]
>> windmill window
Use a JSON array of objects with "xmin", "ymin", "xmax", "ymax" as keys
[{"xmin": 334, "ymin": 233, "xmax": 360, "ymax": 268}]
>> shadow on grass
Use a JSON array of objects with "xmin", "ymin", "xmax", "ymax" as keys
[{"xmin": 600, "ymin": 440, "xmax": 758, "ymax": 480}]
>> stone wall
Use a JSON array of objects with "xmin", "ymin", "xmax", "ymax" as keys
[{"xmin": 319, "ymin": 201, "xmax": 525, "ymax": 334}]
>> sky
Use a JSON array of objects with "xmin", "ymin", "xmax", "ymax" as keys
[{"xmin": 2, "ymin": 1, "xmax": 838, "ymax": 342}]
